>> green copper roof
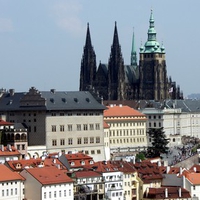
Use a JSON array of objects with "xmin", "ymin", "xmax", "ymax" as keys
[{"xmin": 140, "ymin": 10, "xmax": 165, "ymax": 54}]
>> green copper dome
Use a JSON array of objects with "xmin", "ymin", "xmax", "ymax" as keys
[{"xmin": 140, "ymin": 10, "xmax": 165, "ymax": 54}]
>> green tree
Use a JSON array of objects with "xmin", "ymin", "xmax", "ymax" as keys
[{"xmin": 146, "ymin": 127, "xmax": 169, "ymax": 158}]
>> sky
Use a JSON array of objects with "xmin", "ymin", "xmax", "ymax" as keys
[{"xmin": 0, "ymin": 0, "xmax": 199, "ymax": 97}]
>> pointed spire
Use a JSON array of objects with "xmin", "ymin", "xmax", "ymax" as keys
[
  {"xmin": 131, "ymin": 27, "xmax": 137, "ymax": 66},
  {"xmin": 147, "ymin": 9, "xmax": 156, "ymax": 42},
  {"xmin": 112, "ymin": 21, "xmax": 119, "ymax": 46},
  {"xmin": 85, "ymin": 23, "xmax": 92, "ymax": 47}
]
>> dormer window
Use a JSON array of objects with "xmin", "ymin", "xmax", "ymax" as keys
[
  {"xmin": 70, "ymin": 162, "xmax": 75, "ymax": 166},
  {"xmin": 16, "ymin": 163, "xmax": 21, "ymax": 169},
  {"xmin": 81, "ymin": 161, "xmax": 85, "ymax": 165}
]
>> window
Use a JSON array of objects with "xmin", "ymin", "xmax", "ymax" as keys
[
  {"xmin": 49, "ymin": 191, "xmax": 51, "ymax": 198},
  {"xmin": 68, "ymin": 138, "xmax": 73, "ymax": 145},
  {"xmin": 64, "ymin": 190, "xmax": 66, "ymax": 197},
  {"xmin": 22, "ymin": 145, "xmax": 25, "ymax": 150},
  {"xmin": 44, "ymin": 192, "xmax": 46, "ymax": 199},
  {"xmin": 90, "ymin": 137, "xmax": 94, "ymax": 143},
  {"xmin": 52, "ymin": 139, "xmax": 57, "ymax": 146},
  {"xmin": 15, "ymin": 188, "xmax": 17, "ymax": 195},
  {"xmin": 60, "ymin": 113, "xmax": 64, "ymax": 116},
  {"xmin": 52, "ymin": 125, "xmax": 56, "ymax": 132},
  {"xmin": 96, "ymin": 137, "xmax": 100, "ymax": 143},
  {"xmin": 154, "ymin": 122, "xmax": 156, "ymax": 127},
  {"xmin": 77, "ymin": 138, "xmax": 82, "ymax": 144},
  {"xmin": 6, "ymin": 189, "xmax": 8, "ymax": 196},
  {"xmin": 96, "ymin": 123, "xmax": 100, "ymax": 130},
  {"xmin": 2, "ymin": 190, "xmax": 4, "ymax": 196},
  {"xmin": 68, "ymin": 124, "xmax": 72, "ymax": 131},
  {"xmin": 91, "ymin": 150, "xmax": 95, "ymax": 154},
  {"xmin": 60, "ymin": 125, "xmax": 64, "ymax": 132},
  {"xmin": 34, "ymin": 126, "xmax": 36, "ymax": 132},
  {"xmin": 85, "ymin": 150, "xmax": 89, "ymax": 154},
  {"xmin": 84, "ymin": 137, "xmax": 88, "ymax": 144},
  {"xmin": 59, "ymin": 190, "xmax": 61, "ymax": 197},
  {"xmin": 54, "ymin": 191, "xmax": 56, "ymax": 198},
  {"xmin": 97, "ymin": 150, "xmax": 101, "ymax": 154},
  {"xmin": 83, "ymin": 124, "xmax": 88, "ymax": 130},
  {"xmin": 90, "ymin": 124, "xmax": 94, "ymax": 130},
  {"xmin": 52, "ymin": 113, "xmax": 56, "ymax": 116},
  {"xmin": 17, "ymin": 145, "xmax": 20, "ymax": 150},
  {"xmin": 69, "ymin": 189, "xmax": 71, "ymax": 196},
  {"xmin": 77, "ymin": 124, "xmax": 81, "ymax": 131},
  {"xmin": 60, "ymin": 139, "xmax": 65, "ymax": 145}
]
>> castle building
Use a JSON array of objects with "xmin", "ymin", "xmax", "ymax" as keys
[
  {"xmin": 0, "ymin": 87, "xmax": 106, "ymax": 161},
  {"xmin": 79, "ymin": 10, "xmax": 183, "ymax": 101}
]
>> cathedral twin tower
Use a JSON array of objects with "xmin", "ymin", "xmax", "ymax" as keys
[{"xmin": 79, "ymin": 10, "xmax": 183, "ymax": 101}]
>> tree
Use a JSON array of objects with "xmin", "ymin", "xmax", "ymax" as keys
[{"xmin": 146, "ymin": 127, "xmax": 169, "ymax": 158}]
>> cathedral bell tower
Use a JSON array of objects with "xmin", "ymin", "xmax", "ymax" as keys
[{"xmin": 139, "ymin": 10, "xmax": 168, "ymax": 101}]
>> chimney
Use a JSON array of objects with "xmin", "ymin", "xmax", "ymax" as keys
[
  {"xmin": 179, "ymin": 187, "xmax": 181, "ymax": 198},
  {"xmin": 1, "ymin": 144, "xmax": 4, "ymax": 151},
  {"xmin": 50, "ymin": 89, "xmax": 56, "ymax": 94},
  {"xmin": 9, "ymin": 89, "xmax": 15, "ymax": 96},
  {"xmin": 180, "ymin": 167, "xmax": 182, "ymax": 175},
  {"xmin": 193, "ymin": 167, "xmax": 197, "ymax": 172},
  {"xmin": 165, "ymin": 188, "xmax": 168, "ymax": 198},
  {"xmin": 166, "ymin": 166, "xmax": 170, "ymax": 173}
]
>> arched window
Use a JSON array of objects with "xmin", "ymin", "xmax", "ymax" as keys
[
  {"xmin": 15, "ymin": 134, "xmax": 20, "ymax": 141},
  {"xmin": 21, "ymin": 134, "xmax": 26, "ymax": 141}
]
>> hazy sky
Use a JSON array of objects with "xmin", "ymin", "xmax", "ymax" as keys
[{"xmin": 0, "ymin": 1, "xmax": 199, "ymax": 97}]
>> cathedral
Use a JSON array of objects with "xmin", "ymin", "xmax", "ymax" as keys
[{"xmin": 79, "ymin": 10, "xmax": 183, "ymax": 101}]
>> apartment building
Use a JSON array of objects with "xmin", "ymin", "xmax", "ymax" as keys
[
  {"xmin": 0, "ymin": 164, "xmax": 25, "ymax": 200},
  {"xmin": 20, "ymin": 166, "xmax": 74, "ymax": 200},
  {"xmin": 104, "ymin": 105, "xmax": 147, "ymax": 154}
]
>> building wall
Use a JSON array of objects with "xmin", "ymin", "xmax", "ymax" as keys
[
  {"xmin": 41, "ymin": 183, "xmax": 74, "ymax": 200},
  {"xmin": 0, "ymin": 180, "xmax": 24, "ymax": 200},
  {"xmin": 104, "ymin": 116, "xmax": 147, "ymax": 152},
  {"xmin": 6, "ymin": 110, "xmax": 46, "ymax": 146},
  {"xmin": 45, "ymin": 110, "xmax": 106, "ymax": 162},
  {"xmin": 21, "ymin": 170, "xmax": 42, "ymax": 200}
]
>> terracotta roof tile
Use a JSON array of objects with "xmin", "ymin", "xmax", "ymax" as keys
[
  {"xmin": 144, "ymin": 187, "xmax": 191, "ymax": 199},
  {"xmin": 0, "ymin": 119, "xmax": 13, "ymax": 126},
  {"xmin": 23, "ymin": 166, "xmax": 73, "ymax": 185},
  {"xmin": 73, "ymin": 170, "xmax": 101, "ymax": 178},
  {"xmin": 185, "ymin": 172, "xmax": 200, "ymax": 185},
  {"xmin": 104, "ymin": 105, "xmax": 145, "ymax": 117},
  {"xmin": 0, "ymin": 146, "xmax": 21, "ymax": 157},
  {"xmin": 0, "ymin": 164, "xmax": 25, "ymax": 181}
]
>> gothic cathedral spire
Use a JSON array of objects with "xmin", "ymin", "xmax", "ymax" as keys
[
  {"xmin": 79, "ymin": 23, "xmax": 96, "ymax": 91},
  {"xmin": 131, "ymin": 28, "xmax": 137, "ymax": 67},
  {"xmin": 108, "ymin": 22, "xmax": 125, "ymax": 100}
]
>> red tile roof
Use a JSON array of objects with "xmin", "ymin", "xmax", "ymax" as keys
[
  {"xmin": 0, "ymin": 145, "xmax": 21, "ymax": 157},
  {"xmin": 23, "ymin": 166, "xmax": 73, "ymax": 185},
  {"xmin": 104, "ymin": 105, "xmax": 145, "ymax": 118},
  {"xmin": 72, "ymin": 170, "xmax": 101, "ymax": 178},
  {"xmin": 0, "ymin": 164, "xmax": 25, "ymax": 182},
  {"xmin": 103, "ymin": 121, "xmax": 110, "ymax": 128},
  {"xmin": 134, "ymin": 161, "xmax": 163, "ymax": 183},
  {"xmin": 185, "ymin": 172, "xmax": 200, "ymax": 185},
  {"xmin": 83, "ymin": 161, "xmax": 119, "ymax": 173},
  {"xmin": 109, "ymin": 160, "xmax": 136, "ymax": 173},
  {"xmin": 6, "ymin": 158, "xmax": 67, "ymax": 172},
  {"xmin": 0, "ymin": 119, "xmax": 13, "ymax": 126},
  {"xmin": 144, "ymin": 187, "xmax": 191, "ymax": 199}
]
